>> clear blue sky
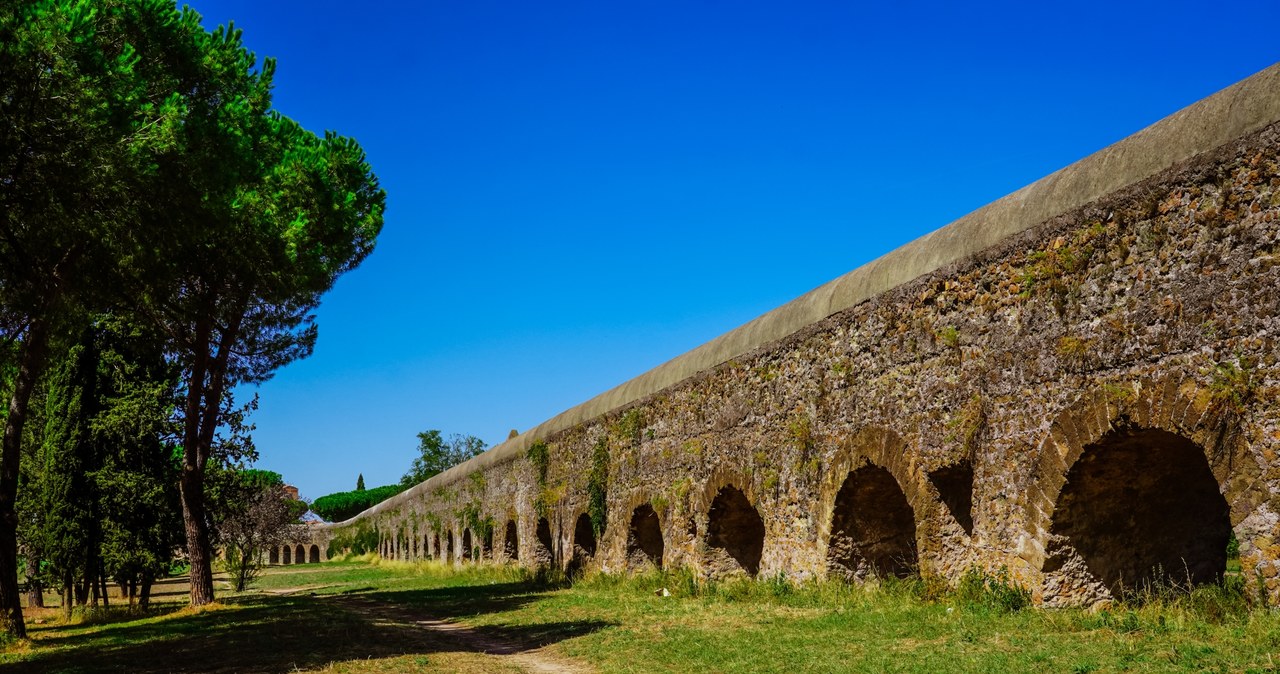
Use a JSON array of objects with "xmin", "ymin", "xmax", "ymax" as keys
[{"xmin": 197, "ymin": 0, "xmax": 1280, "ymax": 501}]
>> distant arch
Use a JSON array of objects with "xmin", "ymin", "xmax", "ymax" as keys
[
  {"xmin": 569, "ymin": 513, "xmax": 597, "ymax": 573},
  {"xmin": 534, "ymin": 517, "xmax": 554, "ymax": 567},
  {"xmin": 309, "ymin": 545, "xmax": 321, "ymax": 564},
  {"xmin": 704, "ymin": 484, "xmax": 765, "ymax": 577},
  {"xmin": 503, "ymin": 520, "xmax": 519, "ymax": 562},
  {"xmin": 269, "ymin": 547, "xmax": 279, "ymax": 565},
  {"xmin": 627, "ymin": 503, "xmax": 664, "ymax": 570},
  {"xmin": 296, "ymin": 544, "xmax": 306, "ymax": 564},
  {"xmin": 462, "ymin": 529, "xmax": 473, "ymax": 562},
  {"xmin": 445, "ymin": 530, "xmax": 455, "ymax": 563},
  {"xmin": 282, "ymin": 546, "xmax": 292, "ymax": 565}
]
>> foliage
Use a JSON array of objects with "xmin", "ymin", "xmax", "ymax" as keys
[
  {"xmin": 526, "ymin": 440, "xmax": 550, "ymax": 485},
  {"xmin": 356, "ymin": 474, "xmax": 365, "ymax": 491},
  {"xmin": 587, "ymin": 436, "xmax": 609, "ymax": 539},
  {"xmin": 219, "ymin": 479, "xmax": 304, "ymax": 592},
  {"xmin": 0, "ymin": 0, "xmax": 385, "ymax": 623},
  {"xmin": 1207, "ymin": 355, "xmax": 1256, "ymax": 417},
  {"xmin": 952, "ymin": 566, "xmax": 1032, "ymax": 613},
  {"xmin": 312, "ymin": 484, "xmax": 406, "ymax": 523},
  {"xmin": 614, "ymin": 409, "xmax": 645, "ymax": 446},
  {"xmin": 19, "ymin": 317, "xmax": 183, "ymax": 615},
  {"xmin": 326, "ymin": 522, "xmax": 380, "ymax": 558},
  {"xmin": 401, "ymin": 430, "xmax": 486, "ymax": 487},
  {"xmin": 458, "ymin": 503, "xmax": 494, "ymax": 559}
]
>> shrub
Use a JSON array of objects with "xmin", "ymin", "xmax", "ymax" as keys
[{"xmin": 953, "ymin": 566, "xmax": 1032, "ymax": 613}]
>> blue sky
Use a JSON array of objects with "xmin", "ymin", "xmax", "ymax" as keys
[{"xmin": 197, "ymin": 0, "xmax": 1280, "ymax": 502}]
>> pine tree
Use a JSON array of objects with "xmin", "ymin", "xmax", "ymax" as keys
[{"xmin": 356, "ymin": 474, "xmax": 365, "ymax": 491}]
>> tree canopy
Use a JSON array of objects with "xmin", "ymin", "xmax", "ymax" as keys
[
  {"xmin": 312, "ymin": 484, "xmax": 406, "ymax": 524},
  {"xmin": 401, "ymin": 430, "xmax": 486, "ymax": 487},
  {"xmin": 0, "ymin": 0, "xmax": 383, "ymax": 631}
]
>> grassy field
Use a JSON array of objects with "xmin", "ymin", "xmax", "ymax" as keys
[{"xmin": 2, "ymin": 558, "xmax": 1278, "ymax": 673}]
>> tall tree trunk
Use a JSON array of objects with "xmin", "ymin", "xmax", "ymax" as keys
[
  {"xmin": 0, "ymin": 315, "xmax": 52, "ymax": 638},
  {"xmin": 180, "ymin": 465, "xmax": 215, "ymax": 605},
  {"xmin": 178, "ymin": 305, "xmax": 241, "ymax": 607},
  {"xmin": 26, "ymin": 577, "xmax": 42, "ymax": 609},
  {"xmin": 25, "ymin": 549, "xmax": 45, "ymax": 609},
  {"xmin": 139, "ymin": 571, "xmax": 152, "ymax": 610},
  {"xmin": 179, "ymin": 315, "xmax": 215, "ymax": 606}
]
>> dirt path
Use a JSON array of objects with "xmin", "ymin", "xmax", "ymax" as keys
[{"xmin": 330, "ymin": 595, "xmax": 594, "ymax": 674}]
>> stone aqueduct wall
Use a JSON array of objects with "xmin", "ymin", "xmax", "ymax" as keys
[{"xmin": 318, "ymin": 64, "xmax": 1280, "ymax": 606}]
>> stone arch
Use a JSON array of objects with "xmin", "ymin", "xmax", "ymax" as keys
[
  {"xmin": 424, "ymin": 534, "xmax": 432, "ymax": 560},
  {"xmin": 433, "ymin": 532, "xmax": 441, "ymax": 561},
  {"xmin": 817, "ymin": 428, "xmax": 932, "ymax": 580},
  {"xmin": 282, "ymin": 546, "xmax": 292, "ymax": 565},
  {"xmin": 1028, "ymin": 377, "xmax": 1263, "ymax": 605},
  {"xmin": 703, "ymin": 484, "xmax": 765, "ymax": 578},
  {"xmin": 827, "ymin": 465, "xmax": 919, "ymax": 580},
  {"xmin": 445, "ymin": 529, "xmax": 455, "ymax": 563},
  {"xmin": 534, "ymin": 517, "xmax": 554, "ymax": 567},
  {"xmin": 292, "ymin": 544, "xmax": 303, "ymax": 564},
  {"xmin": 928, "ymin": 461, "xmax": 974, "ymax": 536},
  {"xmin": 269, "ymin": 547, "xmax": 279, "ymax": 565},
  {"xmin": 482, "ymin": 527, "xmax": 494, "ymax": 561},
  {"xmin": 462, "ymin": 529, "xmax": 474, "ymax": 562},
  {"xmin": 309, "ymin": 545, "xmax": 321, "ymax": 564},
  {"xmin": 569, "ymin": 513, "xmax": 596, "ymax": 573},
  {"xmin": 1046, "ymin": 428, "xmax": 1230, "ymax": 599},
  {"xmin": 503, "ymin": 520, "xmax": 519, "ymax": 561},
  {"xmin": 627, "ymin": 503, "xmax": 664, "ymax": 570}
]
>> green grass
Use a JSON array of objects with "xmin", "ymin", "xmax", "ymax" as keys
[{"xmin": 4, "ymin": 559, "xmax": 1279, "ymax": 673}]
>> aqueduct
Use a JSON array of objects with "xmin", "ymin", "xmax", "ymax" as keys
[{"xmin": 313, "ymin": 63, "xmax": 1280, "ymax": 606}]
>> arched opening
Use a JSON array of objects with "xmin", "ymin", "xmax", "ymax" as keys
[
  {"xmin": 296, "ymin": 544, "xmax": 306, "ymax": 564},
  {"xmin": 1046, "ymin": 428, "xmax": 1231, "ymax": 597},
  {"xmin": 482, "ymin": 528, "xmax": 494, "ymax": 561},
  {"xmin": 424, "ymin": 534, "xmax": 432, "ymax": 560},
  {"xmin": 269, "ymin": 547, "xmax": 279, "ymax": 565},
  {"xmin": 569, "ymin": 513, "xmax": 597, "ymax": 573},
  {"xmin": 827, "ymin": 465, "xmax": 918, "ymax": 580},
  {"xmin": 445, "ymin": 530, "xmax": 454, "ymax": 563},
  {"xmin": 627, "ymin": 504, "xmax": 664, "ymax": 569},
  {"xmin": 503, "ymin": 520, "xmax": 519, "ymax": 561},
  {"xmin": 929, "ymin": 462, "xmax": 974, "ymax": 535},
  {"xmin": 282, "ymin": 546, "xmax": 292, "ymax": 565},
  {"xmin": 433, "ymin": 533, "xmax": 441, "ymax": 561},
  {"xmin": 534, "ymin": 517, "xmax": 554, "ymax": 566},
  {"xmin": 309, "ymin": 545, "xmax": 321, "ymax": 563},
  {"xmin": 462, "ymin": 529, "xmax": 473, "ymax": 562},
  {"xmin": 705, "ymin": 485, "xmax": 765, "ymax": 577}
]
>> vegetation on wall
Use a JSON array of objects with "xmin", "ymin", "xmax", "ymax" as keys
[{"xmin": 587, "ymin": 436, "xmax": 609, "ymax": 539}]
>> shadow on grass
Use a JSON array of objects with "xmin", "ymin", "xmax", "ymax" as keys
[
  {"xmin": 4, "ymin": 584, "xmax": 611, "ymax": 674},
  {"xmin": 357, "ymin": 581, "xmax": 548, "ymax": 621}
]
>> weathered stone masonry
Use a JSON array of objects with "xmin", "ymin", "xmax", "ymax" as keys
[{"xmin": 320, "ymin": 64, "xmax": 1280, "ymax": 606}]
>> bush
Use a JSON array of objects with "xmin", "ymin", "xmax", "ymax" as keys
[{"xmin": 953, "ymin": 566, "xmax": 1032, "ymax": 613}]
